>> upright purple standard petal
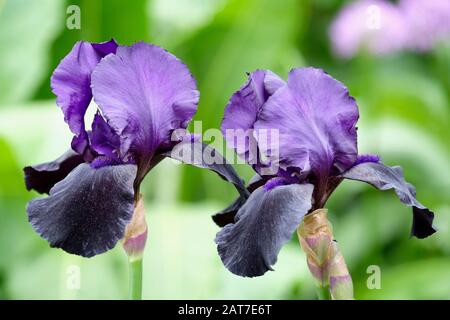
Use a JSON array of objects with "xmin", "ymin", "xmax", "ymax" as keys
[
  {"xmin": 254, "ymin": 67, "xmax": 359, "ymax": 195},
  {"xmin": 91, "ymin": 42, "xmax": 199, "ymax": 181},
  {"xmin": 221, "ymin": 70, "xmax": 285, "ymax": 164},
  {"xmin": 51, "ymin": 40, "xmax": 118, "ymax": 154}
]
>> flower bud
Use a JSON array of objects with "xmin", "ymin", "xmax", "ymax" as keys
[
  {"xmin": 297, "ymin": 208, "xmax": 353, "ymax": 300},
  {"xmin": 123, "ymin": 195, "xmax": 148, "ymax": 261}
]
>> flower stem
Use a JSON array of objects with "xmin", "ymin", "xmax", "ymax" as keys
[
  {"xmin": 316, "ymin": 284, "xmax": 331, "ymax": 300},
  {"xmin": 128, "ymin": 257, "xmax": 143, "ymax": 300}
]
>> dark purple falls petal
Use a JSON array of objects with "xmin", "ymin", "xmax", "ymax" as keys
[
  {"xmin": 339, "ymin": 162, "xmax": 436, "ymax": 239},
  {"xmin": 164, "ymin": 140, "xmax": 248, "ymax": 198},
  {"xmin": 213, "ymin": 196, "xmax": 247, "ymax": 227},
  {"xmin": 27, "ymin": 163, "xmax": 137, "ymax": 257},
  {"xmin": 24, "ymin": 150, "xmax": 84, "ymax": 194},
  {"xmin": 212, "ymin": 174, "xmax": 267, "ymax": 227},
  {"xmin": 215, "ymin": 183, "xmax": 314, "ymax": 277},
  {"xmin": 51, "ymin": 40, "xmax": 118, "ymax": 155}
]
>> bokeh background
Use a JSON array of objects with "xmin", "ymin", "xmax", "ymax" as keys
[{"xmin": 0, "ymin": 0, "xmax": 449, "ymax": 299}]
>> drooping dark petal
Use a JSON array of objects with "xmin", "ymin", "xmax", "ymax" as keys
[
  {"xmin": 221, "ymin": 70, "xmax": 285, "ymax": 164},
  {"xmin": 23, "ymin": 150, "xmax": 84, "ymax": 194},
  {"xmin": 212, "ymin": 196, "xmax": 247, "ymax": 227},
  {"xmin": 247, "ymin": 174, "xmax": 267, "ymax": 192},
  {"xmin": 89, "ymin": 112, "xmax": 121, "ymax": 161},
  {"xmin": 254, "ymin": 67, "xmax": 359, "ymax": 187},
  {"xmin": 212, "ymin": 174, "xmax": 268, "ymax": 227},
  {"xmin": 164, "ymin": 140, "xmax": 248, "ymax": 197},
  {"xmin": 215, "ymin": 183, "xmax": 314, "ymax": 277},
  {"xmin": 91, "ymin": 42, "xmax": 199, "ymax": 163},
  {"xmin": 27, "ymin": 163, "xmax": 137, "ymax": 257},
  {"xmin": 51, "ymin": 40, "xmax": 118, "ymax": 154},
  {"xmin": 339, "ymin": 162, "xmax": 436, "ymax": 239}
]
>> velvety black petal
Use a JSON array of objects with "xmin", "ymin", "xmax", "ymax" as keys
[
  {"xmin": 212, "ymin": 174, "xmax": 267, "ymax": 227},
  {"xmin": 164, "ymin": 140, "xmax": 248, "ymax": 197},
  {"xmin": 212, "ymin": 196, "xmax": 247, "ymax": 227},
  {"xmin": 215, "ymin": 183, "xmax": 314, "ymax": 277},
  {"xmin": 340, "ymin": 162, "xmax": 436, "ymax": 239},
  {"xmin": 27, "ymin": 163, "xmax": 137, "ymax": 257},
  {"xmin": 24, "ymin": 150, "xmax": 84, "ymax": 194}
]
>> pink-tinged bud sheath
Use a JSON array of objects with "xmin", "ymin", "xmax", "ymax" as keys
[
  {"xmin": 297, "ymin": 208, "xmax": 353, "ymax": 300},
  {"xmin": 123, "ymin": 195, "xmax": 148, "ymax": 262}
]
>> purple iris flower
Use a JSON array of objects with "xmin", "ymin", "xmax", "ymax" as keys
[
  {"xmin": 24, "ymin": 40, "xmax": 245, "ymax": 258},
  {"xmin": 215, "ymin": 67, "xmax": 436, "ymax": 277}
]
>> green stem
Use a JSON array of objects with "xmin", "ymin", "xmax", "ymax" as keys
[
  {"xmin": 316, "ymin": 284, "xmax": 331, "ymax": 300},
  {"xmin": 128, "ymin": 258, "xmax": 143, "ymax": 300}
]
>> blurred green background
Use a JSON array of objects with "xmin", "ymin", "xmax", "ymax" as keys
[{"xmin": 0, "ymin": 0, "xmax": 449, "ymax": 299}]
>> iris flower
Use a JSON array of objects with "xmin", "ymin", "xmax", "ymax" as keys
[
  {"xmin": 24, "ymin": 40, "xmax": 245, "ymax": 258},
  {"xmin": 215, "ymin": 67, "xmax": 436, "ymax": 278}
]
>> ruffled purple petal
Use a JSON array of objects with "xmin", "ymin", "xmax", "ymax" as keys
[
  {"xmin": 254, "ymin": 67, "xmax": 359, "ymax": 192},
  {"xmin": 51, "ymin": 40, "xmax": 118, "ymax": 154},
  {"xmin": 221, "ymin": 70, "xmax": 285, "ymax": 165},
  {"xmin": 89, "ymin": 112, "xmax": 121, "ymax": 161},
  {"xmin": 91, "ymin": 42, "xmax": 199, "ymax": 173}
]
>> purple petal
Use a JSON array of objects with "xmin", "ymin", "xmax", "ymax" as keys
[
  {"xmin": 89, "ymin": 112, "xmax": 121, "ymax": 161},
  {"xmin": 221, "ymin": 70, "xmax": 285, "ymax": 164},
  {"xmin": 163, "ymin": 140, "xmax": 247, "ymax": 198},
  {"xmin": 27, "ymin": 163, "xmax": 136, "ymax": 257},
  {"xmin": 215, "ymin": 183, "xmax": 313, "ymax": 277},
  {"xmin": 212, "ymin": 196, "xmax": 248, "ymax": 227},
  {"xmin": 212, "ymin": 174, "xmax": 268, "ymax": 227},
  {"xmin": 91, "ymin": 42, "xmax": 199, "ymax": 170},
  {"xmin": 254, "ymin": 67, "xmax": 359, "ymax": 192},
  {"xmin": 51, "ymin": 40, "xmax": 118, "ymax": 154},
  {"xmin": 354, "ymin": 154, "xmax": 381, "ymax": 166},
  {"xmin": 23, "ymin": 150, "xmax": 84, "ymax": 194},
  {"xmin": 263, "ymin": 176, "xmax": 298, "ymax": 192},
  {"xmin": 340, "ymin": 162, "xmax": 436, "ymax": 239},
  {"xmin": 92, "ymin": 39, "xmax": 119, "ymax": 56}
]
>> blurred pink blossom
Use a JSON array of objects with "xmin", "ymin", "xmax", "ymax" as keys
[{"xmin": 330, "ymin": 0, "xmax": 450, "ymax": 58}]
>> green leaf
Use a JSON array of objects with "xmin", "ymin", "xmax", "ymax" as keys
[{"xmin": 0, "ymin": 0, "xmax": 64, "ymax": 103}]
